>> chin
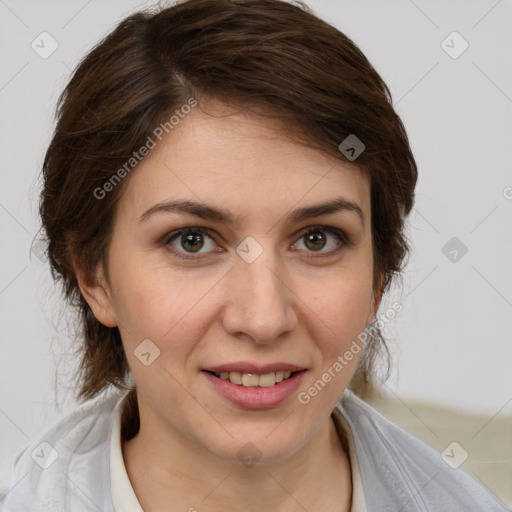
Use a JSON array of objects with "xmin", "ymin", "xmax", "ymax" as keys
[{"xmin": 202, "ymin": 431, "xmax": 306, "ymax": 468}]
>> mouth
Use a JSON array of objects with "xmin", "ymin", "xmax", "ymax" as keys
[
  {"xmin": 201, "ymin": 363, "xmax": 307, "ymax": 408},
  {"xmin": 204, "ymin": 369, "xmax": 298, "ymax": 388}
]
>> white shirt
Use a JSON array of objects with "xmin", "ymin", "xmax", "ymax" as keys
[
  {"xmin": 2, "ymin": 386, "xmax": 505, "ymax": 511},
  {"xmin": 109, "ymin": 393, "xmax": 367, "ymax": 511},
  {"xmin": 109, "ymin": 393, "xmax": 144, "ymax": 511}
]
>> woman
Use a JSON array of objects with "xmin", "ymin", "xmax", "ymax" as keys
[{"xmin": 1, "ymin": 0, "xmax": 506, "ymax": 510}]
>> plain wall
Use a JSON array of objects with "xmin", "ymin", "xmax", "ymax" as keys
[{"xmin": 1, "ymin": 0, "xmax": 511, "ymax": 492}]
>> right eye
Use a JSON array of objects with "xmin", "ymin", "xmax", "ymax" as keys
[{"xmin": 163, "ymin": 227, "xmax": 221, "ymax": 259}]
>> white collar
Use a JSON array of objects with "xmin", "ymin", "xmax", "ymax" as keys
[
  {"xmin": 110, "ymin": 393, "xmax": 144, "ymax": 511},
  {"xmin": 109, "ymin": 394, "xmax": 366, "ymax": 512}
]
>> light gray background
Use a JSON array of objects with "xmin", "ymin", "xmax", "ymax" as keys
[{"xmin": 1, "ymin": 0, "xmax": 511, "ymax": 495}]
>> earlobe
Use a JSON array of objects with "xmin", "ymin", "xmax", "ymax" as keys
[{"xmin": 74, "ymin": 260, "xmax": 118, "ymax": 328}]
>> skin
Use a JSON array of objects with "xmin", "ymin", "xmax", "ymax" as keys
[{"xmin": 78, "ymin": 100, "xmax": 381, "ymax": 511}]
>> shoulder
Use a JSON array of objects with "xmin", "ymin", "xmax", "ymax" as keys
[
  {"xmin": 336, "ymin": 390, "xmax": 507, "ymax": 512},
  {"xmin": 0, "ymin": 386, "xmax": 128, "ymax": 512}
]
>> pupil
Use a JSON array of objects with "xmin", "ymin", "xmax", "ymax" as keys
[
  {"xmin": 182, "ymin": 233, "xmax": 203, "ymax": 252},
  {"xmin": 305, "ymin": 231, "xmax": 326, "ymax": 251}
]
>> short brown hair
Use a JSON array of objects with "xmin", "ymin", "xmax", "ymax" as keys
[{"xmin": 39, "ymin": 0, "xmax": 417, "ymax": 427}]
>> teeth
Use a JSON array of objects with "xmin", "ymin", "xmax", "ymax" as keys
[
  {"xmin": 242, "ymin": 373, "xmax": 259, "ymax": 387},
  {"xmin": 229, "ymin": 371, "xmax": 242, "ymax": 385},
  {"xmin": 258, "ymin": 373, "xmax": 276, "ymax": 388},
  {"xmin": 217, "ymin": 370, "xmax": 293, "ymax": 387}
]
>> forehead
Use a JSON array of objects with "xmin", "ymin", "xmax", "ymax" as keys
[{"xmin": 116, "ymin": 102, "xmax": 370, "ymax": 228}]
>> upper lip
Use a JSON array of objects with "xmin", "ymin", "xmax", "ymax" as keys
[{"xmin": 203, "ymin": 362, "xmax": 306, "ymax": 374}]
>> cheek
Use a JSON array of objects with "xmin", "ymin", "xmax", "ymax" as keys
[
  {"xmin": 299, "ymin": 281, "xmax": 372, "ymax": 409},
  {"xmin": 109, "ymin": 259, "xmax": 222, "ymax": 353},
  {"xmin": 310, "ymin": 268, "xmax": 374, "ymax": 357}
]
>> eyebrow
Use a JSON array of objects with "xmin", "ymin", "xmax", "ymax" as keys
[{"xmin": 139, "ymin": 197, "xmax": 364, "ymax": 227}]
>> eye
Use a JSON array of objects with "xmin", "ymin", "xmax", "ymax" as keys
[
  {"xmin": 291, "ymin": 226, "xmax": 351, "ymax": 257},
  {"xmin": 162, "ymin": 225, "xmax": 351, "ymax": 260},
  {"xmin": 164, "ymin": 227, "xmax": 220, "ymax": 259}
]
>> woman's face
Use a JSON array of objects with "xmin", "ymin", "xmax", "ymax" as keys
[{"xmin": 86, "ymin": 101, "xmax": 379, "ymax": 464}]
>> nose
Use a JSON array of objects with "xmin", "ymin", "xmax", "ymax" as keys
[{"xmin": 221, "ymin": 247, "xmax": 298, "ymax": 345}]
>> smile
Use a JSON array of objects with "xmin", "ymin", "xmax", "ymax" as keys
[
  {"xmin": 202, "ymin": 365, "xmax": 307, "ymax": 409},
  {"xmin": 208, "ymin": 370, "xmax": 294, "ymax": 387}
]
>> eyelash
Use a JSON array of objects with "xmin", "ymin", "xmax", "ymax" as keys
[{"xmin": 162, "ymin": 225, "xmax": 352, "ymax": 261}]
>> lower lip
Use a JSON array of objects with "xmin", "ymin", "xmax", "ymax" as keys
[{"xmin": 202, "ymin": 370, "xmax": 306, "ymax": 409}]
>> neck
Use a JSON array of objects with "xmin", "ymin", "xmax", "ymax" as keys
[{"xmin": 122, "ymin": 404, "xmax": 352, "ymax": 512}]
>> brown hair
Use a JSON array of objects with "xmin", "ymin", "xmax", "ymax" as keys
[{"xmin": 39, "ymin": 0, "xmax": 417, "ymax": 436}]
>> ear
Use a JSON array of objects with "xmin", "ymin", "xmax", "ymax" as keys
[{"xmin": 73, "ymin": 256, "xmax": 118, "ymax": 328}]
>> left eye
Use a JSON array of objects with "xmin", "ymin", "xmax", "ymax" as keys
[{"xmin": 292, "ymin": 226, "xmax": 347, "ymax": 255}]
